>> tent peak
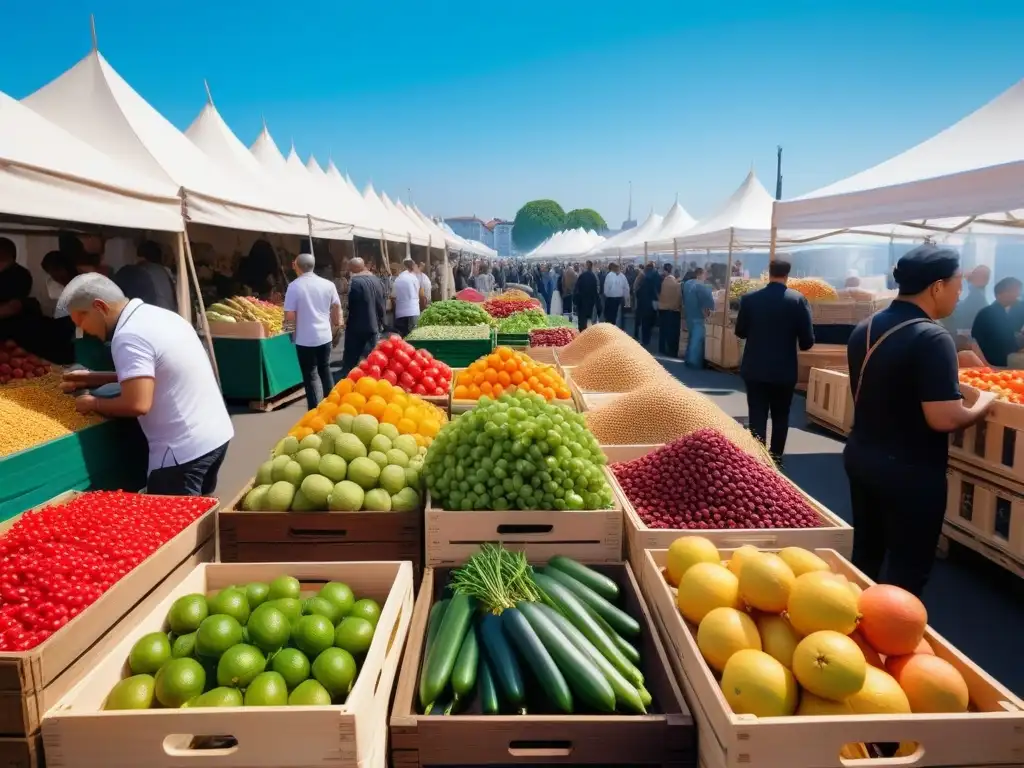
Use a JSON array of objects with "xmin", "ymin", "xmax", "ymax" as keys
[
  {"xmin": 203, "ymin": 79, "xmax": 214, "ymax": 106},
  {"xmin": 261, "ymin": 113, "xmax": 267, "ymax": 131},
  {"xmin": 89, "ymin": 14, "xmax": 98, "ymax": 52}
]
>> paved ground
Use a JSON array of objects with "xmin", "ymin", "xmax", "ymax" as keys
[{"xmin": 218, "ymin": 351, "xmax": 1024, "ymax": 696}]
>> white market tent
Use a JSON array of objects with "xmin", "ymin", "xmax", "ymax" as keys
[
  {"xmin": 672, "ymin": 170, "xmax": 776, "ymax": 250},
  {"xmin": 620, "ymin": 200, "xmax": 697, "ymax": 256},
  {"xmin": 773, "ymin": 78, "xmax": 1024, "ymax": 235},
  {"xmin": 525, "ymin": 228, "xmax": 605, "ymax": 260},
  {"xmin": 380, "ymin": 191, "xmax": 430, "ymax": 248},
  {"xmin": 363, "ymin": 183, "xmax": 423, "ymax": 246},
  {"xmin": 588, "ymin": 210, "xmax": 664, "ymax": 259},
  {"xmin": 319, "ymin": 159, "xmax": 384, "ymax": 239}
]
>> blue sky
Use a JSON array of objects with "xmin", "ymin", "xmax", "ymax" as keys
[{"xmin": 2, "ymin": 1, "xmax": 1022, "ymax": 226}]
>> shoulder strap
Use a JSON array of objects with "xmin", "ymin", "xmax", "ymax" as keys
[{"xmin": 854, "ymin": 316, "xmax": 933, "ymax": 404}]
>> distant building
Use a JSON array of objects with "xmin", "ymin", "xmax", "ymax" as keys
[
  {"xmin": 444, "ymin": 216, "xmax": 517, "ymax": 257},
  {"xmin": 620, "ymin": 218, "xmax": 637, "ymax": 231},
  {"xmin": 486, "ymin": 219, "xmax": 514, "ymax": 257}
]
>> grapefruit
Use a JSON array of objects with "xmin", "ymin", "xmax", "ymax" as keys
[
  {"xmin": 847, "ymin": 666, "xmax": 911, "ymax": 714},
  {"xmin": 666, "ymin": 537, "xmax": 720, "ymax": 587},
  {"xmin": 778, "ymin": 547, "xmax": 830, "ymax": 577},
  {"xmin": 849, "ymin": 631, "xmax": 884, "ymax": 669},
  {"xmin": 756, "ymin": 614, "xmax": 801, "ymax": 669},
  {"xmin": 858, "ymin": 585, "xmax": 927, "ymax": 656},
  {"xmin": 697, "ymin": 607, "xmax": 761, "ymax": 672},
  {"xmin": 676, "ymin": 563, "xmax": 740, "ymax": 624},
  {"xmin": 792, "ymin": 631, "xmax": 866, "ymax": 701},
  {"xmin": 739, "ymin": 553, "xmax": 795, "ymax": 613},
  {"xmin": 720, "ymin": 649, "xmax": 798, "ymax": 717},
  {"xmin": 786, "ymin": 572, "xmax": 860, "ymax": 636},
  {"xmin": 796, "ymin": 691, "xmax": 853, "ymax": 715},
  {"xmin": 726, "ymin": 545, "xmax": 760, "ymax": 577},
  {"xmin": 888, "ymin": 655, "xmax": 969, "ymax": 713}
]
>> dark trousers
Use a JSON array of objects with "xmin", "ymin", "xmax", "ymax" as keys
[
  {"xmin": 340, "ymin": 330, "xmax": 378, "ymax": 380},
  {"xmin": 846, "ymin": 454, "xmax": 946, "ymax": 597},
  {"xmin": 296, "ymin": 342, "xmax": 334, "ymax": 411},
  {"xmin": 563, "ymin": 294, "xmax": 573, "ymax": 315},
  {"xmin": 147, "ymin": 442, "xmax": 229, "ymax": 496},
  {"xmin": 744, "ymin": 379, "xmax": 795, "ymax": 459},
  {"xmin": 639, "ymin": 308, "xmax": 657, "ymax": 348},
  {"xmin": 394, "ymin": 315, "xmax": 416, "ymax": 337},
  {"xmin": 659, "ymin": 310, "xmax": 681, "ymax": 356},
  {"xmin": 577, "ymin": 300, "xmax": 595, "ymax": 332},
  {"xmin": 603, "ymin": 297, "xmax": 622, "ymax": 325}
]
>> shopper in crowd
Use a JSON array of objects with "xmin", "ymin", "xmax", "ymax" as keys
[
  {"xmin": 735, "ymin": 259, "xmax": 813, "ymax": 465},
  {"xmin": 416, "ymin": 261, "xmax": 432, "ymax": 307},
  {"xmin": 658, "ymin": 263, "xmax": 681, "ymax": 357},
  {"xmin": 340, "ymin": 257, "xmax": 385, "ymax": 378},
  {"xmin": 681, "ymin": 267, "xmax": 716, "ymax": 368},
  {"xmin": 561, "ymin": 263, "xmax": 578, "ymax": 316},
  {"xmin": 0, "ymin": 237, "xmax": 34, "ymax": 332},
  {"xmin": 57, "ymin": 273, "xmax": 233, "ymax": 495},
  {"xmin": 602, "ymin": 263, "xmax": 629, "ymax": 325},
  {"xmin": 393, "ymin": 258, "xmax": 422, "ymax": 337},
  {"xmin": 454, "ymin": 263, "xmax": 468, "ymax": 292},
  {"xmin": 943, "ymin": 264, "xmax": 991, "ymax": 335},
  {"xmin": 113, "ymin": 240, "xmax": 177, "ymax": 312},
  {"xmin": 574, "ymin": 261, "xmax": 599, "ymax": 332},
  {"xmin": 970, "ymin": 276, "xmax": 1024, "ymax": 366},
  {"xmin": 284, "ymin": 253, "xmax": 342, "ymax": 411},
  {"xmin": 474, "ymin": 264, "xmax": 495, "ymax": 295},
  {"xmin": 635, "ymin": 263, "xmax": 662, "ymax": 349},
  {"xmin": 41, "ymin": 250, "xmax": 77, "ymax": 300}
]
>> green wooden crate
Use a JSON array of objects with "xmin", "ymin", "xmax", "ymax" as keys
[
  {"xmin": 408, "ymin": 337, "xmax": 494, "ymax": 368},
  {"xmin": 496, "ymin": 333, "xmax": 531, "ymax": 348}
]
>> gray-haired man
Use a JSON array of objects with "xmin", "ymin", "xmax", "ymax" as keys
[{"xmin": 284, "ymin": 252, "xmax": 342, "ymax": 410}]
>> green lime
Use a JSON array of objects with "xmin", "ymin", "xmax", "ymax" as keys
[
  {"xmin": 191, "ymin": 686, "xmax": 243, "ymax": 708},
  {"xmin": 303, "ymin": 596, "xmax": 343, "ymax": 625},
  {"xmin": 248, "ymin": 604, "xmax": 291, "ymax": 653},
  {"xmin": 334, "ymin": 617, "xmax": 375, "ymax": 655},
  {"xmin": 207, "ymin": 588, "xmax": 251, "ymax": 625},
  {"xmin": 246, "ymin": 582, "xmax": 271, "ymax": 609},
  {"xmin": 269, "ymin": 597, "xmax": 303, "ymax": 625},
  {"xmin": 129, "ymin": 632, "xmax": 172, "ymax": 675},
  {"xmin": 270, "ymin": 648, "xmax": 311, "ymax": 690},
  {"xmin": 167, "ymin": 594, "xmax": 208, "ymax": 634},
  {"xmin": 268, "ymin": 575, "xmax": 301, "ymax": 601},
  {"xmin": 171, "ymin": 632, "xmax": 197, "ymax": 659},
  {"xmin": 293, "ymin": 615, "xmax": 335, "ymax": 658},
  {"xmin": 216, "ymin": 644, "xmax": 266, "ymax": 688},
  {"xmin": 317, "ymin": 582, "xmax": 355, "ymax": 618},
  {"xmin": 104, "ymin": 674, "xmax": 155, "ymax": 710},
  {"xmin": 196, "ymin": 615, "xmax": 244, "ymax": 658},
  {"xmin": 349, "ymin": 598, "xmax": 381, "ymax": 627},
  {"xmin": 244, "ymin": 671, "xmax": 289, "ymax": 706},
  {"xmin": 155, "ymin": 658, "xmax": 206, "ymax": 707},
  {"xmin": 288, "ymin": 678, "xmax": 333, "ymax": 706},
  {"xmin": 311, "ymin": 647, "xmax": 357, "ymax": 700}
]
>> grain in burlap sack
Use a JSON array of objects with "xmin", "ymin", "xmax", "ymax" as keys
[
  {"xmin": 586, "ymin": 379, "xmax": 772, "ymax": 464},
  {"xmin": 558, "ymin": 323, "xmax": 634, "ymax": 365},
  {"xmin": 571, "ymin": 341, "xmax": 667, "ymax": 393}
]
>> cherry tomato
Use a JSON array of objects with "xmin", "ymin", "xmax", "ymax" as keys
[
  {"xmin": 349, "ymin": 368, "xmax": 365, "ymax": 382},
  {"xmin": 422, "ymin": 375, "xmax": 437, "ymax": 391},
  {"xmin": 413, "ymin": 383, "xmax": 427, "ymax": 395},
  {"xmin": 406, "ymin": 362, "xmax": 423, "ymax": 381},
  {"xmin": 394, "ymin": 349, "xmax": 412, "ymax": 368},
  {"xmin": 399, "ymin": 371, "xmax": 416, "ymax": 389},
  {"xmin": 367, "ymin": 364, "xmax": 383, "ymax": 379},
  {"xmin": 383, "ymin": 369, "xmax": 399, "ymax": 385},
  {"xmin": 367, "ymin": 351, "xmax": 388, "ymax": 368}
]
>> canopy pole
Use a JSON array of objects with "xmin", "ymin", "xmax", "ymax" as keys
[
  {"xmin": 182, "ymin": 224, "xmax": 221, "ymax": 387},
  {"xmin": 175, "ymin": 232, "xmax": 191, "ymax": 322},
  {"xmin": 723, "ymin": 228, "xmax": 736, "ymax": 364},
  {"xmin": 673, "ymin": 238, "xmax": 678, "ymax": 269},
  {"xmin": 644, "ymin": 241, "xmax": 648, "ymax": 265},
  {"xmin": 769, "ymin": 226, "xmax": 777, "ymax": 262},
  {"xmin": 442, "ymin": 246, "xmax": 450, "ymax": 300}
]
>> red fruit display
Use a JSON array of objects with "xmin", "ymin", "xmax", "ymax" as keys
[
  {"xmin": 611, "ymin": 430, "xmax": 821, "ymax": 530},
  {"xmin": 0, "ymin": 491, "xmax": 214, "ymax": 651},
  {"xmin": 529, "ymin": 327, "xmax": 578, "ymax": 348},
  {"xmin": 0, "ymin": 341, "xmax": 51, "ymax": 385},
  {"xmin": 454, "ymin": 288, "xmax": 485, "ymax": 303},
  {"xmin": 484, "ymin": 298, "xmax": 542, "ymax": 318},
  {"xmin": 348, "ymin": 334, "xmax": 452, "ymax": 397}
]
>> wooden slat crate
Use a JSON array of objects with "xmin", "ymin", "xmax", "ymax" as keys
[
  {"xmin": 41, "ymin": 561, "xmax": 414, "ymax": 768},
  {"xmin": 950, "ymin": 386, "xmax": 1024, "ymax": 488},
  {"xmin": 945, "ymin": 461, "xmax": 1024, "ymax": 578},
  {"xmin": 389, "ymin": 564, "xmax": 696, "ymax": 768},
  {"xmin": 425, "ymin": 469, "xmax": 624, "ymax": 566},
  {"xmin": 704, "ymin": 324, "xmax": 741, "ymax": 370},
  {"xmin": 602, "ymin": 445, "xmax": 852, "ymax": 592},
  {"xmin": 0, "ymin": 493, "xmax": 216, "ymax": 738},
  {"xmin": 805, "ymin": 368, "xmax": 854, "ymax": 436},
  {"xmin": 643, "ymin": 547, "xmax": 1024, "ymax": 768},
  {"xmin": 218, "ymin": 479, "xmax": 424, "ymax": 586},
  {"xmin": 810, "ymin": 300, "xmax": 857, "ymax": 325},
  {"xmin": 0, "ymin": 731, "xmax": 42, "ymax": 768},
  {"xmin": 796, "ymin": 344, "xmax": 848, "ymax": 391}
]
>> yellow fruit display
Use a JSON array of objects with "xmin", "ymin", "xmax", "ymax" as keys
[
  {"xmin": 791, "ymin": 631, "xmax": 866, "ymax": 701},
  {"xmin": 787, "ymin": 277, "xmax": 839, "ymax": 302},
  {"xmin": 847, "ymin": 667, "xmax": 911, "ymax": 715},
  {"xmin": 786, "ymin": 571, "xmax": 860, "ymax": 636},
  {"xmin": 676, "ymin": 563, "xmax": 740, "ymax": 624},
  {"xmin": 697, "ymin": 607, "xmax": 761, "ymax": 673},
  {"xmin": 720, "ymin": 649, "xmax": 798, "ymax": 717},
  {"xmin": 778, "ymin": 547, "xmax": 831, "ymax": 577},
  {"xmin": 726, "ymin": 545, "xmax": 760, "ymax": 577},
  {"xmin": 738, "ymin": 553, "xmax": 795, "ymax": 613},
  {"xmin": 756, "ymin": 614, "xmax": 801, "ymax": 669},
  {"xmin": 665, "ymin": 536, "xmax": 720, "ymax": 587},
  {"xmin": 0, "ymin": 377, "xmax": 101, "ymax": 457}
]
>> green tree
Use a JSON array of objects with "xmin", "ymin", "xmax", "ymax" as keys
[
  {"xmin": 512, "ymin": 200, "xmax": 566, "ymax": 251},
  {"xmin": 564, "ymin": 208, "xmax": 607, "ymax": 232}
]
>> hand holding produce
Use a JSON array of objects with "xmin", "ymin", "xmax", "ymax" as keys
[
  {"xmin": 418, "ymin": 300, "xmax": 495, "ymax": 327},
  {"xmin": 348, "ymin": 335, "xmax": 453, "ymax": 397},
  {"xmin": 0, "ymin": 492, "xmax": 214, "ymax": 651},
  {"xmin": 407, "ymin": 325, "xmax": 491, "ymax": 341},
  {"xmin": 104, "ymin": 575, "xmax": 382, "ymax": 709},
  {"xmin": 453, "ymin": 347, "xmax": 571, "ymax": 402},
  {"xmin": 425, "ymin": 390, "xmax": 612, "ymax": 511},
  {"xmin": 959, "ymin": 367, "xmax": 1024, "ymax": 404},
  {"xmin": 529, "ymin": 327, "xmax": 578, "ymax": 348}
]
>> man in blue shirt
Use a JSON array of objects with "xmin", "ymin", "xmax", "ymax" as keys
[
  {"xmin": 970, "ymin": 277, "xmax": 1023, "ymax": 367},
  {"xmin": 681, "ymin": 268, "xmax": 715, "ymax": 368}
]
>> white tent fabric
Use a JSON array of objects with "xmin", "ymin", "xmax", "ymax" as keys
[
  {"xmin": 409, "ymin": 205, "xmax": 477, "ymax": 255},
  {"xmin": 362, "ymin": 184, "xmax": 420, "ymax": 244},
  {"xmin": 525, "ymin": 228, "xmax": 605, "ymax": 260},
  {"xmin": 670, "ymin": 171, "xmax": 776, "ymax": 249},
  {"xmin": 24, "ymin": 51, "xmax": 306, "ymax": 234},
  {"xmin": 588, "ymin": 210, "xmax": 664, "ymax": 257},
  {"xmin": 0, "ymin": 90, "xmax": 182, "ymax": 231},
  {"xmin": 321, "ymin": 161, "xmax": 384, "ymax": 239},
  {"xmin": 621, "ymin": 201, "xmax": 696, "ymax": 255},
  {"xmin": 774, "ymin": 79, "xmax": 1024, "ymax": 232},
  {"xmin": 380, "ymin": 191, "xmax": 430, "ymax": 247}
]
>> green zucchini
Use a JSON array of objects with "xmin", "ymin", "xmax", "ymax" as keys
[
  {"xmin": 638, "ymin": 685, "xmax": 652, "ymax": 708},
  {"xmin": 533, "ymin": 572, "xmax": 643, "ymax": 688},
  {"xmin": 547, "ymin": 556, "xmax": 619, "ymax": 601},
  {"xmin": 445, "ymin": 622, "xmax": 479, "ymax": 714},
  {"xmin": 478, "ymin": 652, "xmax": 500, "ymax": 715},
  {"xmin": 535, "ymin": 602, "xmax": 645, "ymax": 714},
  {"xmin": 418, "ymin": 599, "xmax": 449, "ymax": 714},
  {"xmin": 501, "ymin": 607, "xmax": 573, "ymax": 714},
  {"xmin": 518, "ymin": 601, "xmax": 615, "ymax": 713},
  {"xmin": 479, "ymin": 613, "xmax": 526, "ymax": 713},
  {"xmin": 419, "ymin": 593, "xmax": 475, "ymax": 711},
  {"xmin": 542, "ymin": 566, "xmax": 641, "ymax": 638},
  {"xmin": 583, "ymin": 602, "xmax": 641, "ymax": 664}
]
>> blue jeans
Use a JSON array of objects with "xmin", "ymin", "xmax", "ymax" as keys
[
  {"xmin": 147, "ymin": 442, "xmax": 229, "ymax": 496},
  {"xmin": 685, "ymin": 318, "xmax": 706, "ymax": 368}
]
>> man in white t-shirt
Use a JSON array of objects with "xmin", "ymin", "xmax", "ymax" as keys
[
  {"xmin": 416, "ymin": 262, "xmax": 432, "ymax": 307},
  {"xmin": 393, "ymin": 258, "xmax": 422, "ymax": 337},
  {"xmin": 284, "ymin": 253, "xmax": 342, "ymax": 410},
  {"xmin": 57, "ymin": 273, "xmax": 233, "ymax": 496}
]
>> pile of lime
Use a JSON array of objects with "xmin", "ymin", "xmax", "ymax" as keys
[{"xmin": 104, "ymin": 575, "xmax": 382, "ymax": 709}]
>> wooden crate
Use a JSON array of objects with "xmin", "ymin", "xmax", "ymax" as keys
[
  {"xmin": 945, "ymin": 461, "xmax": 1024, "ymax": 576},
  {"xmin": 704, "ymin": 324, "xmax": 741, "ymax": 370},
  {"xmin": 950, "ymin": 386, "xmax": 1024, "ymax": 488},
  {"xmin": 425, "ymin": 468, "xmax": 624, "ymax": 566},
  {"xmin": 0, "ymin": 494, "xmax": 216, "ymax": 738},
  {"xmin": 42, "ymin": 561, "xmax": 415, "ymax": 768},
  {"xmin": 0, "ymin": 732, "xmax": 42, "ymax": 768},
  {"xmin": 805, "ymin": 368, "xmax": 853, "ymax": 436},
  {"xmin": 642, "ymin": 547, "xmax": 1024, "ymax": 768},
  {"xmin": 450, "ymin": 367, "xmax": 577, "ymax": 415},
  {"xmin": 602, "ymin": 445, "xmax": 852, "ymax": 590},
  {"xmin": 207, "ymin": 321, "xmax": 271, "ymax": 339},
  {"xmin": 810, "ymin": 300, "xmax": 857, "ymax": 325},
  {"xmin": 218, "ymin": 480, "xmax": 424, "ymax": 583},
  {"xmin": 796, "ymin": 344, "xmax": 847, "ymax": 390},
  {"xmin": 524, "ymin": 345, "xmax": 559, "ymax": 365},
  {"xmin": 389, "ymin": 564, "xmax": 696, "ymax": 768}
]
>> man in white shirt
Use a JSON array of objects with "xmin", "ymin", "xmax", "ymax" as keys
[
  {"xmin": 57, "ymin": 273, "xmax": 233, "ymax": 496},
  {"xmin": 602, "ymin": 263, "xmax": 629, "ymax": 326},
  {"xmin": 416, "ymin": 262, "xmax": 432, "ymax": 307},
  {"xmin": 393, "ymin": 258, "xmax": 422, "ymax": 337},
  {"xmin": 284, "ymin": 253, "xmax": 342, "ymax": 410}
]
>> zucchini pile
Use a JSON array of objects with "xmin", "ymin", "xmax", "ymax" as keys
[{"xmin": 417, "ymin": 546, "xmax": 650, "ymax": 715}]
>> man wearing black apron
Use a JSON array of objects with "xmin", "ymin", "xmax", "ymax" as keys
[{"xmin": 845, "ymin": 245, "xmax": 994, "ymax": 597}]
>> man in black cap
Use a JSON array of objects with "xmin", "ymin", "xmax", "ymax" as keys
[{"xmin": 844, "ymin": 244, "xmax": 994, "ymax": 597}]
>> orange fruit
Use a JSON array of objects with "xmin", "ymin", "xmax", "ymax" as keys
[
  {"xmin": 334, "ymin": 379, "xmax": 354, "ymax": 396},
  {"xmin": 468, "ymin": 384, "xmax": 481, "ymax": 399},
  {"xmin": 511, "ymin": 371, "xmax": 524, "ymax": 385},
  {"xmin": 339, "ymin": 403, "xmax": 359, "ymax": 417},
  {"xmin": 420, "ymin": 419, "xmax": 440, "ymax": 438},
  {"xmin": 300, "ymin": 409, "xmax": 319, "ymax": 426},
  {"xmin": 454, "ymin": 385, "xmax": 469, "ymax": 399},
  {"xmin": 294, "ymin": 426, "xmax": 314, "ymax": 439},
  {"xmin": 364, "ymin": 396, "xmax": 387, "ymax": 420},
  {"xmin": 318, "ymin": 401, "xmax": 339, "ymax": 419},
  {"xmin": 382, "ymin": 403, "xmax": 404, "ymax": 424},
  {"xmin": 342, "ymin": 392, "xmax": 367, "ymax": 409},
  {"xmin": 397, "ymin": 418, "xmax": 417, "ymax": 435},
  {"xmin": 326, "ymin": 392, "xmax": 342, "ymax": 405},
  {"xmin": 480, "ymin": 382, "xmax": 493, "ymax": 396},
  {"xmin": 487, "ymin": 354, "xmax": 502, "ymax": 369},
  {"xmin": 356, "ymin": 377, "xmax": 377, "ymax": 398},
  {"xmin": 391, "ymin": 391, "xmax": 408, "ymax": 407},
  {"xmin": 541, "ymin": 387, "xmax": 555, "ymax": 400},
  {"xmin": 413, "ymin": 433, "xmax": 427, "ymax": 447},
  {"xmin": 503, "ymin": 359, "xmax": 518, "ymax": 374},
  {"xmin": 473, "ymin": 372, "xmax": 485, "ymax": 386},
  {"xmin": 374, "ymin": 379, "xmax": 393, "ymax": 398},
  {"xmin": 484, "ymin": 369, "xmax": 498, "ymax": 384},
  {"xmin": 309, "ymin": 416, "xmax": 327, "ymax": 432},
  {"xmin": 492, "ymin": 383, "xmax": 504, "ymax": 398}
]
